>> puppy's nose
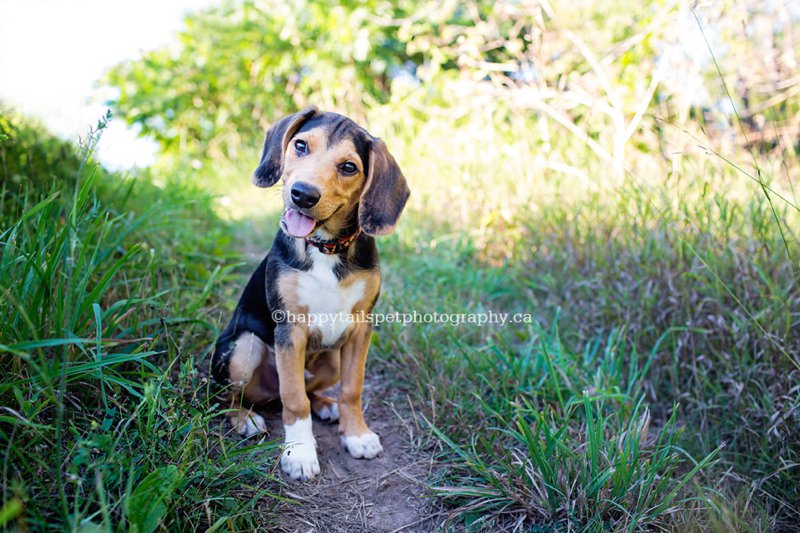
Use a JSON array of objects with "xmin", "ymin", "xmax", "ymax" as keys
[{"xmin": 290, "ymin": 182, "xmax": 321, "ymax": 209}]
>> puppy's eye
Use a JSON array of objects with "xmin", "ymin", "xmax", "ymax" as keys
[
  {"xmin": 294, "ymin": 139, "xmax": 307, "ymax": 154},
  {"xmin": 340, "ymin": 161, "xmax": 358, "ymax": 175}
]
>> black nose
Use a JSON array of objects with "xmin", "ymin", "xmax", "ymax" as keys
[{"xmin": 290, "ymin": 182, "xmax": 321, "ymax": 209}]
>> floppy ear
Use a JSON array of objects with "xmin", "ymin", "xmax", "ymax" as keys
[
  {"xmin": 252, "ymin": 106, "xmax": 318, "ymax": 187},
  {"xmin": 359, "ymin": 138, "xmax": 410, "ymax": 236}
]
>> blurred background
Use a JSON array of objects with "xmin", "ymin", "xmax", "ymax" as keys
[
  {"xmin": 3, "ymin": 0, "xmax": 799, "ymax": 223},
  {"xmin": 1, "ymin": 0, "xmax": 799, "ymax": 530}
]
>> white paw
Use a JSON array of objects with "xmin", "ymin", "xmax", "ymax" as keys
[
  {"xmin": 281, "ymin": 442, "xmax": 320, "ymax": 481},
  {"xmin": 232, "ymin": 411, "xmax": 266, "ymax": 437},
  {"xmin": 280, "ymin": 417, "xmax": 319, "ymax": 481},
  {"xmin": 317, "ymin": 402, "xmax": 339, "ymax": 422},
  {"xmin": 341, "ymin": 432, "xmax": 383, "ymax": 459}
]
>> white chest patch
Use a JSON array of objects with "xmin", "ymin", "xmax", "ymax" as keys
[{"xmin": 296, "ymin": 249, "xmax": 366, "ymax": 346}]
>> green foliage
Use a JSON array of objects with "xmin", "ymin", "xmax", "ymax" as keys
[
  {"xmin": 0, "ymin": 109, "xmax": 86, "ymax": 205},
  {"xmin": 103, "ymin": 0, "xmax": 551, "ymax": 171},
  {"xmin": 104, "ymin": 0, "xmax": 415, "ymax": 163},
  {"xmin": 0, "ymin": 112, "xmax": 280, "ymax": 531},
  {"xmin": 126, "ymin": 466, "xmax": 182, "ymax": 533},
  {"xmin": 104, "ymin": 0, "xmax": 800, "ymax": 191}
]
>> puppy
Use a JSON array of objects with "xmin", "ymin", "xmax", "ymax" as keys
[{"xmin": 211, "ymin": 107, "xmax": 409, "ymax": 480}]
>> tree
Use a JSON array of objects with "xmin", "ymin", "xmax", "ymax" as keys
[
  {"xmin": 104, "ymin": 0, "xmax": 420, "ymax": 163},
  {"xmin": 103, "ymin": 0, "xmax": 545, "ymax": 166}
]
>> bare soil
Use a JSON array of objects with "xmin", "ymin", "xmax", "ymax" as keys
[{"xmin": 252, "ymin": 374, "xmax": 442, "ymax": 533}]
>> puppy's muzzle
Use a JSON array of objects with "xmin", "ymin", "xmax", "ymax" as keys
[{"xmin": 291, "ymin": 182, "xmax": 321, "ymax": 209}]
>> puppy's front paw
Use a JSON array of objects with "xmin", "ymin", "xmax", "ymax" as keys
[
  {"xmin": 230, "ymin": 410, "xmax": 266, "ymax": 438},
  {"xmin": 341, "ymin": 431, "xmax": 383, "ymax": 459},
  {"xmin": 281, "ymin": 416, "xmax": 319, "ymax": 481},
  {"xmin": 280, "ymin": 442, "xmax": 320, "ymax": 481}
]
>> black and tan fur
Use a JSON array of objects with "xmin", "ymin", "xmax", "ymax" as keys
[{"xmin": 211, "ymin": 107, "xmax": 409, "ymax": 481}]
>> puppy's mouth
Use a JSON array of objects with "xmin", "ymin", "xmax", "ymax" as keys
[{"xmin": 281, "ymin": 208, "xmax": 317, "ymax": 238}]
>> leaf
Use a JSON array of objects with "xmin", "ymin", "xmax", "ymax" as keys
[
  {"xmin": 126, "ymin": 465, "xmax": 182, "ymax": 533},
  {"xmin": 0, "ymin": 498, "xmax": 22, "ymax": 526}
]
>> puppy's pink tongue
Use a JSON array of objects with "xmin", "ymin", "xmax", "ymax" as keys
[{"xmin": 282, "ymin": 209, "xmax": 316, "ymax": 237}]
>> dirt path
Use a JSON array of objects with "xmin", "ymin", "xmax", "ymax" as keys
[{"xmin": 260, "ymin": 374, "xmax": 439, "ymax": 533}]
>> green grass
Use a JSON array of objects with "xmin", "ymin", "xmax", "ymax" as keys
[
  {"xmin": 365, "ymin": 95, "xmax": 799, "ymax": 529},
  {"xmin": 0, "ymin": 112, "xmax": 283, "ymax": 531},
  {"xmin": 424, "ymin": 329, "xmax": 722, "ymax": 530},
  {"xmin": 2, "ymin": 93, "xmax": 798, "ymax": 532}
]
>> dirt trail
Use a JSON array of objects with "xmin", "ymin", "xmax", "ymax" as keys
[{"xmin": 256, "ymin": 374, "xmax": 439, "ymax": 533}]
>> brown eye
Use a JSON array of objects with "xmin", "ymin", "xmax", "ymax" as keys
[
  {"xmin": 340, "ymin": 161, "xmax": 358, "ymax": 175},
  {"xmin": 294, "ymin": 139, "xmax": 307, "ymax": 154}
]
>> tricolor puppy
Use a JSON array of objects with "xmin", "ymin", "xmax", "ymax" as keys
[{"xmin": 211, "ymin": 107, "xmax": 409, "ymax": 481}]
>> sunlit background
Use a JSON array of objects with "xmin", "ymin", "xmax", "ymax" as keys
[{"xmin": 0, "ymin": 0, "xmax": 217, "ymax": 169}]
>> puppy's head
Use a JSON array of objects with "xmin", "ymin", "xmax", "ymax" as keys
[{"xmin": 253, "ymin": 107, "xmax": 410, "ymax": 237}]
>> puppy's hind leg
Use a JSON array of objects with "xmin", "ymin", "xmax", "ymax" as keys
[
  {"xmin": 306, "ymin": 349, "xmax": 341, "ymax": 422},
  {"xmin": 219, "ymin": 332, "xmax": 270, "ymax": 437},
  {"xmin": 229, "ymin": 406, "xmax": 267, "ymax": 437}
]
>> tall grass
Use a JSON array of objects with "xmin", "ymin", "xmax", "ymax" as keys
[
  {"xmin": 0, "ymin": 112, "xmax": 281, "ymax": 531},
  {"xmin": 425, "ymin": 328, "xmax": 722, "ymax": 530},
  {"xmin": 367, "ymin": 87, "xmax": 799, "ymax": 529}
]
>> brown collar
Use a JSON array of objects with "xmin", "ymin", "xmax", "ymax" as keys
[{"xmin": 304, "ymin": 228, "xmax": 362, "ymax": 255}]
